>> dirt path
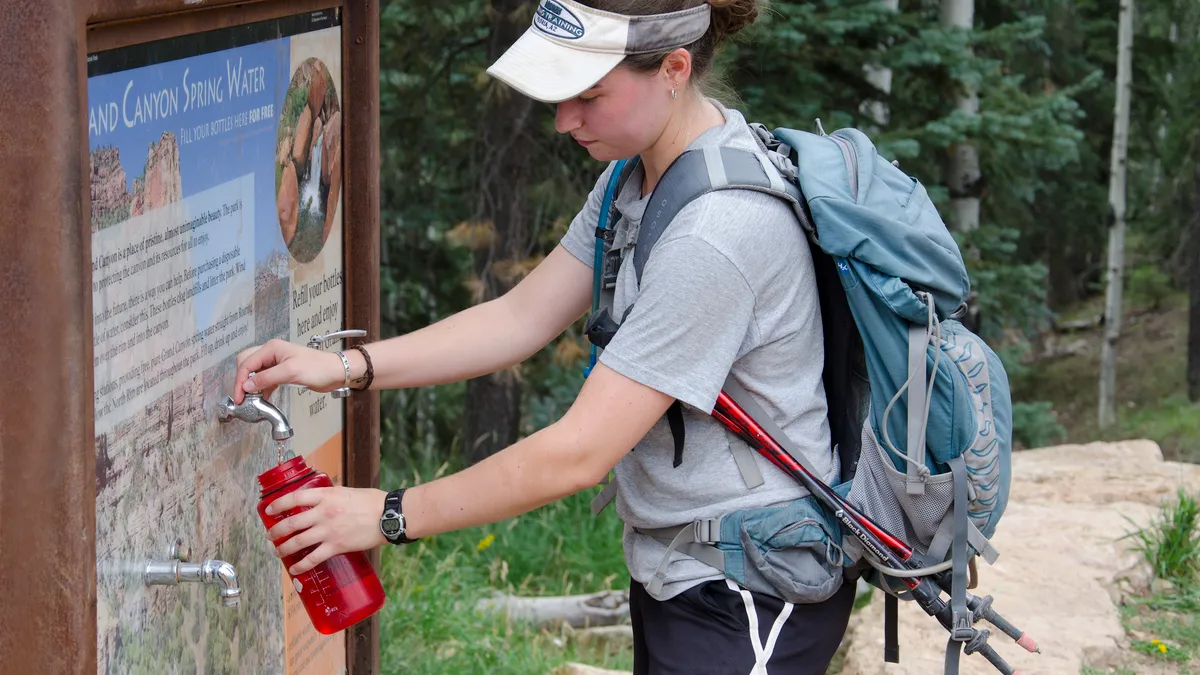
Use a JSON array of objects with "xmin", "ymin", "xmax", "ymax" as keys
[{"xmin": 841, "ymin": 440, "xmax": 1200, "ymax": 675}]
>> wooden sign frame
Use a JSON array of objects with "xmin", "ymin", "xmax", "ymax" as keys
[{"xmin": 0, "ymin": 1, "xmax": 380, "ymax": 672}]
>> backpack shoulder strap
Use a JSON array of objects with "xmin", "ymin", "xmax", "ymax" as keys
[
  {"xmin": 591, "ymin": 158, "xmax": 639, "ymax": 312},
  {"xmin": 632, "ymin": 146, "xmax": 805, "ymax": 285},
  {"xmin": 586, "ymin": 158, "xmax": 640, "ymax": 378},
  {"xmin": 628, "ymin": 145, "xmax": 809, "ymax": 490}
]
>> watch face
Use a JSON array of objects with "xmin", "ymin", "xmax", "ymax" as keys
[{"xmin": 381, "ymin": 516, "xmax": 402, "ymax": 537}]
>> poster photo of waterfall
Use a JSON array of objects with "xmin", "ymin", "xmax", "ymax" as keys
[{"xmin": 275, "ymin": 57, "xmax": 342, "ymax": 264}]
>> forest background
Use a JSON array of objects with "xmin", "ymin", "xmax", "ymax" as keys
[{"xmin": 369, "ymin": 1, "xmax": 1200, "ymax": 672}]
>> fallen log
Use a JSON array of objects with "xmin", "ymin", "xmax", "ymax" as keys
[
  {"xmin": 1052, "ymin": 314, "xmax": 1104, "ymax": 332},
  {"xmin": 476, "ymin": 589, "xmax": 630, "ymax": 629}
]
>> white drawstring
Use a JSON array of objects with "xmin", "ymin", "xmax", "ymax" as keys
[{"xmin": 725, "ymin": 580, "xmax": 794, "ymax": 674}]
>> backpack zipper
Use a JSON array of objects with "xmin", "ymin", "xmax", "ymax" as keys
[{"xmin": 829, "ymin": 133, "xmax": 859, "ymax": 201}]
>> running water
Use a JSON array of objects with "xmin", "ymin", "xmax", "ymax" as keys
[
  {"xmin": 300, "ymin": 131, "xmax": 324, "ymax": 214},
  {"xmin": 276, "ymin": 440, "xmax": 290, "ymax": 465}
]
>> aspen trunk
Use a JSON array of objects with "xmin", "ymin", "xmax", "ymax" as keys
[
  {"xmin": 1189, "ymin": 153, "xmax": 1200, "ymax": 402},
  {"xmin": 861, "ymin": 0, "xmax": 900, "ymax": 129},
  {"xmin": 1098, "ymin": 0, "xmax": 1135, "ymax": 429},
  {"xmin": 941, "ymin": 0, "xmax": 981, "ymax": 233}
]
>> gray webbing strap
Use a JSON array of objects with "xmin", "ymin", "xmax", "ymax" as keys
[
  {"xmin": 723, "ymin": 373, "xmax": 814, "ymax": 482},
  {"xmin": 944, "ymin": 456, "xmax": 972, "ymax": 675},
  {"xmin": 928, "ymin": 513, "xmax": 1000, "ymax": 566},
  {"xmin": 906, "ymin": 324, "xmax": 929, "ymax": 495},
  {"xmin": 730, "ymin": 443, "xmax": 766, "ymax": 490},
  {"xmin": 638, "ymin": 521, "xmax": 725, "ymax": 596},
  {"xmin": 590, "ymin": 475, "xmax": 619, "ymax": 515},
  {"xmin": 754, "ymin": 150, "xmax": 788, "ymax": 193},
  {"xmin": 703, "ymin": 145, "xmax": 728, "ymax": 188}
]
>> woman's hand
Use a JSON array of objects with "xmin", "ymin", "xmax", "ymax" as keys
[
  {"xmin": 234, "ymin": 338, "xmax": 345, "ymax": 403},
  {"xmin": 265, "ymin": 486, "xmax": 389, "ymax": 575}
]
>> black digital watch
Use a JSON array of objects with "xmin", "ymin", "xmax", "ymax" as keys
[{"xmin": 380, "ymin": 488, "xmax": 416, "ymax": 545}]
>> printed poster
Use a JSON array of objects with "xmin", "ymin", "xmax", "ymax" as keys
[{"xmin": 88, "ymin": 10, "xmax": 350, "ymax": 674}]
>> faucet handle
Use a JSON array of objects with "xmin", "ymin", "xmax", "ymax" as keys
[{"xmin": 307, "ymin": 329, "xmax": 367, "ymax": 350}]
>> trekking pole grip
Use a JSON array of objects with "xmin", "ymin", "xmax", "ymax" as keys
[{"xmin": 973, "ymin": 641, "xmax": 1020, "ymax": 675}]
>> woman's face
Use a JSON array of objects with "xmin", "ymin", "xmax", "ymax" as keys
[{"xmin": 554, "ymin": 65, "xmax": 669, "ymax": 162}]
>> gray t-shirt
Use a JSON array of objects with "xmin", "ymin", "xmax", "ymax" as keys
[{"xmin": 560, "ymin": 105, "xmax": 834, "ymax": 601}]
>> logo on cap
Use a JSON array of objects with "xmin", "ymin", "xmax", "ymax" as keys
[{"xmin": 535, "ymin": 0, "xmax": 585, "ymax": 40}]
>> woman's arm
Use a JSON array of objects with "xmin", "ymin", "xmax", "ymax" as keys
[
  {"xmin": 263, "ymin": 362, "xmax": 674, "ymax": 575},
  {"xmin": 363, "ymin": 244, "xmax": 594, "ymax": 390},
  {"xmin": 233, "ymin": 244, "xmax": 593, "ymax": 402}
]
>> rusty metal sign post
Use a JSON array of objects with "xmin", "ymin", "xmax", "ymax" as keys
[{"xmin": 0, "ymin": 1, "xmax": 381, "ymax": 673}]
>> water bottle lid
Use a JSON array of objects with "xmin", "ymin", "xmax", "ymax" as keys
[{"xmin": 257, "ymin": 455, "xmax": 312, "ymax": 494}]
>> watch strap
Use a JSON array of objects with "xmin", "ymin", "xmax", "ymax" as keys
[{"xmin": 383, "ymin": 488, "xmax": 416, "ymax": 545}]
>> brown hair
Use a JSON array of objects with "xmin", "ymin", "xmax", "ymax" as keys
[{"xmin": 579, "ymin": 0, "xmax": 762, "ymax": 97}]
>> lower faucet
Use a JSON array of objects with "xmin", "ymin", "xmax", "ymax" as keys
[{"xmin": 145, "ymin": 559, "xmax": 241, "ymax": 606}]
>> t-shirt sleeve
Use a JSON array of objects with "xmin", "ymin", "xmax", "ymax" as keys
[
  {"xmin": 560, "ymin": 162, "xmax": 618, "ymax": 268},
  {"xmin": 598, "ymin": 216, "xmax": 756, "ymax": 413}
]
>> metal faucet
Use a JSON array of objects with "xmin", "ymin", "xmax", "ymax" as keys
[
  {"xmin": 145, "ymin": 558, "xmax": 241, "ymax": 606},
  {"xmin": 217, "ymin": 391, "xmax": 293, "ymax": 440}
]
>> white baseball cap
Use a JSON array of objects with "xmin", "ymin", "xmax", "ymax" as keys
[{"xmin": 486, "ymin": 0, "xmax": 712, "ymax": 103}]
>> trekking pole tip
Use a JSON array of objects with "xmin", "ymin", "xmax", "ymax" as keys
[{"xmin": 1015, "ymin": 634, "xmax": 1039, "ymax": 653}]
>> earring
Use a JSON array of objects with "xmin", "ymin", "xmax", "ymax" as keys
[{"xmin": 671, "ymin": 87, "xmax": 677, "ymax": 100}]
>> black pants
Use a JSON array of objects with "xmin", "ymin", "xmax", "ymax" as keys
[{"xmin": 629, "ymin": 577, "xmax": 855, "ymax": 675}]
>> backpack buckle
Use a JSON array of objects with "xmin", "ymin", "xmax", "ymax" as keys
[
  {"xmin": 602, "ymin": 247, "xmax": 621, "ymax": 291},
  {"xmin": 693, "ymin": 518, "xmax": 720, "ymax": 544}
]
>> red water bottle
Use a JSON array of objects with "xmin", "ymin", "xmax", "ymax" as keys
[{"xmin": 257, "ymin": 456, "xmax": 386, "ymax": 634}]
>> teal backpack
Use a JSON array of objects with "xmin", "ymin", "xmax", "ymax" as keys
[{"xmin": 585, "ymin": 122, "xmax": 1017, "ymax": 674}]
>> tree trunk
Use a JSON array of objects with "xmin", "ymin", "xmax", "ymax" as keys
[
  {"xmin": 463, "ymin": 0, "xmax": 537, "ymax": 463},
  {"xmin": 861, "ymin": 0, "xmax": 900, "ymax": 130},
  {"xmin": 941, "ymin": 0, "xmax": 982, "ymax": 234},
  {"xmin": 1149, "ymin": 22, "xmax": 1178, "ymax": 201},
  {"xmin": 1188, "ymin": 154, "xmax": 1200, "ymax": 402},
  {"xmin": 1099, "ymin": 0, "xmax": 1135, "ymax": 429}
]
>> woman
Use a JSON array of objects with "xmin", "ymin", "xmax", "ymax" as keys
[{"xmin": 235, "ymin": 1, "xmax": 855, "ymax": 671}]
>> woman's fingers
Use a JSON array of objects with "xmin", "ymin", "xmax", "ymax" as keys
[
  {"xmin": 242, "ymin": 359, "xmax": 292, "ymax": 402},
  {"xmin": 234, "ymin": 341, "xmax": 284, "ymax": 403},
  {"xmin": 275, "ymin": 524, "xmax": 324, "ymax": 560},
  {"xmin": 233, "ymin": 339, "xmax": 344, "ymax": 403},
  {"xmin": 266, "ymin": 508, "xmax": 321, "ymax": 543},
  {"xmin": 289, "ymin": 543, "xmax": 337, "ymax": 576},
  {"xmin": 264, "ymin": 487, "xmax": 389, "ymax": 575},
  {"xmin": 265, "ymin": 486, "xmax": 327, "ymax": 516}
]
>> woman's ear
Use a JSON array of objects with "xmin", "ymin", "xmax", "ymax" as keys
[{"xmin": 659, "ymin": 48, "xmax": 694, "ymax": 90}]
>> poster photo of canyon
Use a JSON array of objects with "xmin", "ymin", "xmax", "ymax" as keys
[
  {"xmin": 86, "ymin": 10, "xmax": 347, "ymax": 675},
  {"xmin": 275, "ymin": 57, "xmax": 342, "ymax": 265}
]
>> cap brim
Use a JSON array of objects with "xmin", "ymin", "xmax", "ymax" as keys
[{"xmin": 486, "ymin": 29, "xmax": 625, "ymax": 103}]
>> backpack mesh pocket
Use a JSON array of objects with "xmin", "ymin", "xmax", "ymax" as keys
[{"xmin": 847, "ymin": 423, "xmax": 954, "ymax": 551}]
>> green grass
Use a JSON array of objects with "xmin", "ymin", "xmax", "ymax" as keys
[
  {"xmin": 1127, "ymin": 489, "xmax": 1200, "ymax": 585},
  {"xmin": 1121, "ymin": 598, "xmax": 1200, "ymax": 666},
  {"xmin": 1089, "ymin": 490, "xmax": 1200, "ymax": 674},
  {"xmin": 377, "ymin": 470, "xmax": 633, "ymax": 675}
]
